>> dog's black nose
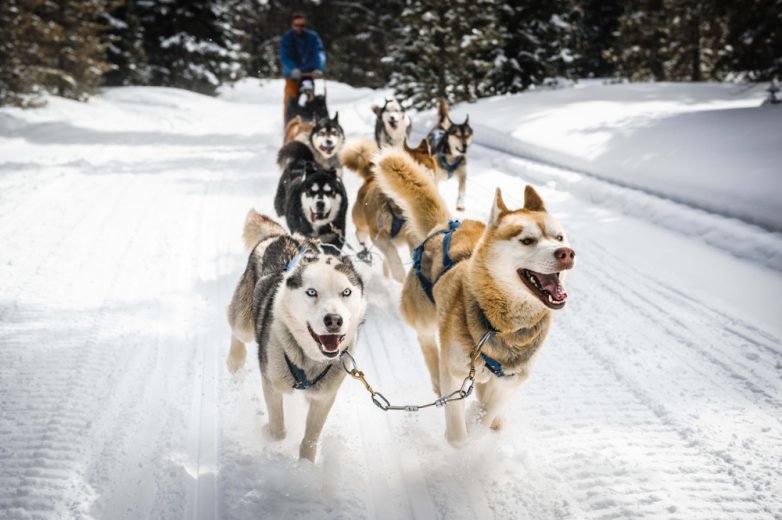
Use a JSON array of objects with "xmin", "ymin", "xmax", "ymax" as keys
[
  {"xmin": 315, "ymin": 200, "xmax": 325, "ymax": 211},
  {"xmin": 323, "ymin": 314, "xmax": 343, "ymax": 332}
]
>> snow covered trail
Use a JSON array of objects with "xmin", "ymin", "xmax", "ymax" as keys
[{"xmin": 0, "ymin": 80, "xmax": 780, "ymax": 519}]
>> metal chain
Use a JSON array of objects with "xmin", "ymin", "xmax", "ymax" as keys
[{"xmin": 340, "ymin": 329, "xmax": 495, "ymax": 412}]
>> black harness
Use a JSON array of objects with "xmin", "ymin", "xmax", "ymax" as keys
[
  {"xmin": 389, "ymin": 207, "xmax": 406, "ymax": 239},
  {"xmin": 284, "ymin": 352, "xmax": 333, "ymax": 390}
]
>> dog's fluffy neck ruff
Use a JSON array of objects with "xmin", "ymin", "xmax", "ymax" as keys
[{"xmin": 467, "ymin": 238, "xmax": 551, "ymax": 337}]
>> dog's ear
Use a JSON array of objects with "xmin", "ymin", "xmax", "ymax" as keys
[
  {"xmin": 332, "ymin": 111, "xmax": 339, "ymax": 124},
  {"xmin": 415, "ymin": 138, "xmax": 430, "ymax": 155},
  {"xmin": 524, "ymin": 185, "xmax": 546, "ymax": 212},
  {"xmin": 304, "ymin": 161, "xmax": 319, "ymax": 176},
  {"xmin": 463, "ymin": 115, "xmax": 470, "ymax": 126},
  {"xmin": 372, "ymin": 105, "xmax": 381, "ymax": 115},
  {"xmin": 489, "ymin": 188, "xmax": 509, "ymax": 226}
]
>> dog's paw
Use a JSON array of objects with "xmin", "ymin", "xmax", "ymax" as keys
[
  {"xmin": 299, "ymin": 440, "xmax": 318, "ymax": 462},
  {"xmin": 263, "ymin": 424, "xmax": 287, "ymax": 441},
  {"xmin": 445, "ymin": 430, "xmax": 468, "ymax": 449},
  {"xmin": 490, "ymin": 416, "xmax": 503, "ymax": 432},
  {"xmin": 226, "ymin": 353, "xmax": 246, "ymax": 374},
  {"xmin": 456, "ymin": 195, "xmax": 465, "ymax": 211}
]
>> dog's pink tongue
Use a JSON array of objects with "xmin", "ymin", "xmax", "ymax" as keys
[
  {"xmin": 318, "ymin": 334, "xmax": 343, "ymax": 352},
  {"xmin": 537, "ymin": 273, "xmax": 567, "ymax": 301}
]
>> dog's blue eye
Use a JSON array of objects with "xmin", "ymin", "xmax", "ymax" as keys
[
  {"xmin": 306, "ymin": 288, "xmax": 318, "ymax": 297},
  {"xmin": 341, "ymin": 288, "xmax": 351, "ymax": 297}
]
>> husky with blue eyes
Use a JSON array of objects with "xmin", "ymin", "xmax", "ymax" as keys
[{"xmin": 226, "ymin": 210, "xmax": 366, "ymax": 461}]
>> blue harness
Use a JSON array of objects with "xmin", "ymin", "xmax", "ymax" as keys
[
  {"xmin": 430, "ymin": 129, "xmax": 465, "ymax": 179},
  {"xmin": 411, "ymin": 220, "xmax": 461, "ymax": 303}
]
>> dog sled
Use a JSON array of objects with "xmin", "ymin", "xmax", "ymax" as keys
[{"xmin": 285, "ymin": 73, "xmax": 329, "ymax": 125}]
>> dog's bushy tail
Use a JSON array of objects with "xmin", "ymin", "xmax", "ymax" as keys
[
  {"xmin": 339, "ymin": 137, "xmax": 378, "ymax": 181},
  {"xmin": 373, "ymin": 148, "xmax": 451, "ymax": 243},
  {"xmin": 243, "ymin": 209, "xmax": 286, "ymax": 251}
]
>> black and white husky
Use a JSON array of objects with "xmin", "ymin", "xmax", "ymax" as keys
[
  {"xmin": 278, "ymin": 113, "xmax": 345, "ymax": 172},
  {"xmin": 372, "ymin": 99, "xmax": 412, "ymax": 148},
  {"xmin": 226, "ymin": 210, "xmax": 366, "ymax": 462},
  {"xmin": 427, "ymin": 99, "xmax": 472, "ymax": 211},
  {"xmin": 274, "ymin": 157, "xmax": 348, "ymax": 252}
]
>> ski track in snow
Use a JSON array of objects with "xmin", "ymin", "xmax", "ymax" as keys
[{"xmin": 0, "ymin": 82, "xmax": 780, "ymax": 520}]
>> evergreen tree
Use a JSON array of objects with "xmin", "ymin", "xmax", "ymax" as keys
[
  {"xmin": 104, "ymin": 0, "xmax": 150, "ymax": 86},
  {"xmin": 387, "ymin": 0, "xmax": 499, "ymax": 109},
  {"xmin": 487, "ymin": 0, "xmax": 577, "ymax": 95},
  {"xmin": 0, "ymin": 0, "xmax": 46, "ymax": 106},
  {"xmin": 138, "ymin": 0, "xmax": 247, "ymax": 95},
  {"xmin": 605, "ymin": 0, "xmax": 669, "ymax": 81},
  {"xmin": 1, "ymin": 0, "xmax": 112, "ymax": 105},
  {"xmin": 720, "ymin": 0, "xmax": 782, "ymax": 80},
  {"xmin": 39, "ymin": 0, "xmax": 113, "ymax": 100},
  {"xmin": 569, "ymin": 0, "xmax": 622, "ymax": 78}
]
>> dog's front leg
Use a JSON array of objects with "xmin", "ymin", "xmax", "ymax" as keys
[
  {"xmin": 261, "ymin": 374, "xmax": 286, "ymax": 440},
  {"xmin": 416, "ymin": 327, "xmax": 441, "ymax": 395},
  {"xmin": 375, "ymin": 232, "xmax": 406, "ymax": 283},
  {"xmin": 226, "ymin": 334, "xmax": 246, "ymax": 374},
  {"xmin": 476, "ymin": 378, "xmax": 522, "ymax": 432},
  {"xmin": 299, "ymin": 391, "xmax": 338, "ymax": 462},
  {"xmin": 455, "ymin": 167, "xmax": 467, "ymax": 211},
  {"xmin": 440, "ymin": 363, "xmax": 469, "ymax": 448}
]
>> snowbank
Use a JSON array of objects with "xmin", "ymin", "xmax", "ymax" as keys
[{"xmin": 447, "ymin": 82, "xmax": 782, "ymax": 232}]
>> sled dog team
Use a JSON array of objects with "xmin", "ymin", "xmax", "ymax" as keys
[{"xmin": 227, "ymin": 99, "xmax": 576, "ymax": 461}]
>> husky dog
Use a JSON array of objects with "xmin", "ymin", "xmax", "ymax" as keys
[
  {"xmin": 278, "ymin": 113, "xmax": 345, "ymax": 173},
  {"xmin": 373, "ymin": 150, "xmax": 576, "ymax": 447},
  {"xmin": 283, "ymin": 115, "xmax": 314, "ymax": 146},
  {"xmin": 427, "ymin": 99, "xmax": 472, "ymax": 211},
  {"xmin": 274, "ymin": 158, "xmax": 348, "ymax": 252},
  {"xmin": 340, "ymin": 136, "xmax": 437, "ymax": 282},
  {"xmin": 226, "ymin": 210, "xmax": 366, "ymax": 461},
  {"xmin": 372, "ymin": 99, "xmax": 412, "ymax": 148}
]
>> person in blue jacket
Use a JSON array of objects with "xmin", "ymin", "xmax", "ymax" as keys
[{"xmin": 280, "ymin": 13, "xmax": 326, "ymax": 121}]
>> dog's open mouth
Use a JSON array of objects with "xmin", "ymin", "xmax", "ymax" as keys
[
  {"xmin": 318, "ymin": 144, "xmax": 335, "ymax": 155},
  {"xmin": 519, "ymin": 269, "xmax": 567, "ymax": 309},
  {"xmin": 309, "ymin": 209, "xmax": 327, "ymax": 223},
  {"xmin": 308, "ymin": 324, "xmax": 345, "ymax": 358},
  {"xmin": 388, "ymin": 120, "xmax": 398, "ymax": 130}
]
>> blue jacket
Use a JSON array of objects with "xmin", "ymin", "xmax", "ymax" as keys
[{"xmin": 279, "ymin": 29, "xmax": 326, "ymax": 79}]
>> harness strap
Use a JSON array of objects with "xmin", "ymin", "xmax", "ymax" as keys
[
  {"xmin": 474, "ymin": 302, "xmax": 521, "ymax": 378},
  {"xmin": 389, "ymin": 209, "xmax": 406, "ymax": 239},
  {"xmin": 284, "ymin": 352, "xmax": 333, "ymax": 390},
  {"xmin": 285, "ymin": 245, "xmax": 310, "ymax": 272},
  {"xmin": 412, "ymin": 220, "xmax": 461, "ymax": 303},
  {"xmin": 437, "ymin": 151, "xmax": 464, "ymax": 179}
]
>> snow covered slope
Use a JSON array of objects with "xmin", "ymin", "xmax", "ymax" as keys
[
  {"xmin": 0, "ymin": 79, "xmax": 780, "ymax": 520},
  {"xmin": 447, "ymin": 82, "xmax": 782, "ymax": 232}
]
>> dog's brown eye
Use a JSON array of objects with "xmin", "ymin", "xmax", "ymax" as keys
[
  {"xmin": 521, "ymin": 238, "xmax": 535, "ymax": 245},
  {"xmin": 556, "ymin": 235, "xmax": 564, "ymax": 242}
]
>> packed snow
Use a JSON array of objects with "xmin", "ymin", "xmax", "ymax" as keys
[{"xmin": 0, "ymin": 79, "xmax": 780, "ymax": 520}]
